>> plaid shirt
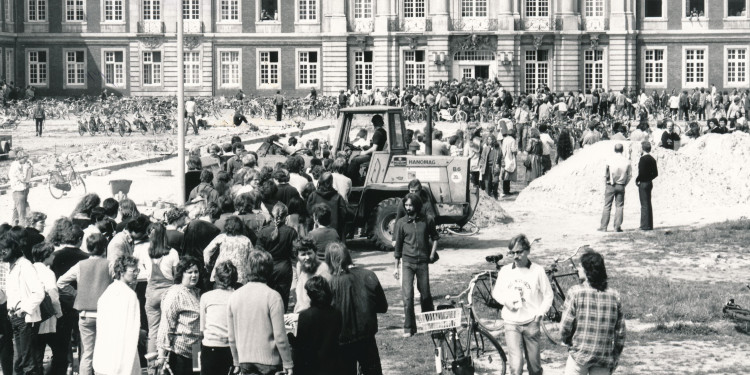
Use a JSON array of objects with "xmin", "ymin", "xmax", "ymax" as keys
[
  {"xmin": 560, "ymin": 283, "xmax": 626, "ymax": 369},
  {"xmin": 158, "ymin": 285, "xmax": 201, "ymax": 359}
]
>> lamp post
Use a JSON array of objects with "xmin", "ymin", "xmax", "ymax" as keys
[{"xmin": 177, "ymin": 14, "xmax": 185, "ymax": 205}]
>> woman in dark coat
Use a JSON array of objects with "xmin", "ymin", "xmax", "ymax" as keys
[{"xmin": 306, "ymin": 173, "xmax": 350, "ymax": 240}]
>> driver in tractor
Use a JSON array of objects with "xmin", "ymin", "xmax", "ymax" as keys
[{"xmin": 346, "ymin": 114, "xmax": 387, "ymax": 186}]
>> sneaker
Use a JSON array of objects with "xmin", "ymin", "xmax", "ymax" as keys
[{"xmin": 402, "ymin": 332, "xmax": 414, "ymax": 338}]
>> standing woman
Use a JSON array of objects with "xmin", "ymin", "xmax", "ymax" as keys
[
  {"xmin": 556, "ymin": 128, "xmax": 575, "ymax": 163},
  {"xmin": 93, "ymin": 255, "xmax": 141, "ymax": 375},
  {"xmin": 202, "ymin": 216, "xmax": 253, "ymax": 284},
  {"xmin": 144, "ymin": 222, "xmax": 180, "ymax": 358},
  {"xmin": 34, "ymin": 101, "xmax": 45, "ymax": 137},
  {"xmin": 156, "ymin": 257, "xmax": 202, "ymax": 375},
  {"xmin": 525, "ymin": 128, "xmax": 544, "ymax": 183},
  {"xmin": 501, "ymin": 129, "xmax": 518, "ymax": 196},
  {"xmin": 256, "ymin": 202, "xmax": 299, "ymax": 311},
  {"xmin": 199, "ymin": 261, "xmax": 237, "ymax": 375}
]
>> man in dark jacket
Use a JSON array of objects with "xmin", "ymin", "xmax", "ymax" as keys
[
  {"xmin": 326, "ymin": 242, "xmax": 387, "ymax": 375},
  {"xmin": 309, "ymin": 203, "xmax": 340, "ymax": 261},
  {"xmin": 636, "ymin": 141, "xmax": 658, "ymax": 231},
  {"xmin": 307, "ymin": 173, "xmax": 350, "ymax": 240},
  {"xmin": 273, "ymin": 169, "xmax": 302, "ymax": 207}
]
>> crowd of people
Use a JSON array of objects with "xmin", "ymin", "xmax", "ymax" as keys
[{"xmin": 0, "ymin": 128, "xmax": 406, "ymax": 375}]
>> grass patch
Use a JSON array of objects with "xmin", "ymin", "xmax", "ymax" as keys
[
  {"xmin": 610, "ymin": 219, "xmax": 750, "ymax": 248},
  {"xmin": 611, "ymin": 274, "xmax": 750, "ymax": 323},
  {"xmin": 647, "ymin": 323, "xmax": 720, "ymax": 336}
]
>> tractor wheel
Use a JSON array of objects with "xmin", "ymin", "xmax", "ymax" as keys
[{"xmin": 369, "ymin": 198, "xmax": 401, "ymax": 252}]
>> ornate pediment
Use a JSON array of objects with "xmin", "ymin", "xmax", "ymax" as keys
[
  {"xmin": 139, "ymin": 36, "xmax": 165, "ymax": 49},
  {"xmin": 184, "ymin": 36, "xmax": 202, "ymax": 50},
  {"xmin": 450, "ymin": 34, "xmax": 497, "ymax": 54}
]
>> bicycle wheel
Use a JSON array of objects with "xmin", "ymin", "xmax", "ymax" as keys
[
  {"xmin": 446, "ymin": 221, "xmax": 479, "ymax": 236},
  {"xmin": 453, "ymin": 326, "xmax": 507, "ymax": 375},
  {"xmin": 78, "ymin": 122, "xmax": 86, "ymax": 136},
  {"xmin": 122, "ymin": 119, "xmax": 132, "ymax": 136},
  {"xmin": 48, "ymin": 172, "xmax": 64, "ymax": 199},
  {"xmin": 118, "ymin": 121, "xmax": 126, "ymax": 137},
  {"xmin": 69, "ymin": 171, "xmax": 87, "ymax": 197},
  {"xmin": 456, "ymin": 111, "xmax": 468, "ymax": 122},
  {"xmin": 540, "ymin": 289, "xmax": 566, "ymax": 345},
  {"xmin": 103, "ymin": 122, "xmax": 111, "ymax": 136},
  {"xmin": 469, "ymin": 272, "xmax": 504, "ymax": 332}
]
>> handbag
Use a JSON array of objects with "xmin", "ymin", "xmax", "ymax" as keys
[{"xmin": 39, "ymin": 293, "xmax": 55, "ymax": 322}]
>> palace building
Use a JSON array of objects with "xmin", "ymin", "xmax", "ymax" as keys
[{"xmin": 0, "ymin": 0, "xmax": 747, "ymax": 97}]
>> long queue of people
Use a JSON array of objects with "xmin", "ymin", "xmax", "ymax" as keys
[{"xmin": 0, "ymin": 133, "xmax": 396, "ymax": 375}]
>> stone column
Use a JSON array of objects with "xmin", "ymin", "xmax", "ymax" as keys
[
  {"xmin": 374, "ymin": 0, "xmax": 393, "ymax": 33},
  {"xmin": 557, "ymin": 0, "xmax": 579, "ymax": 30},
  {"xmin": 497, "ymin": 0, "xmax": 514, "ymax": 30},
  {"xmin": 432, "ymin": 0, "xmax": 450, "ymax": 32},
  {"xmin": 324, "ymin": 0, "xmax": 347, "ymax": 33}
]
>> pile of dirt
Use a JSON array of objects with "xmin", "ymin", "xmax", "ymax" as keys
[
  {"xmin": 472, "ymin": 191, "xmax": 514, "ymax": 227},
  {"xmin": 516, "ymin": 132, "xmax": 750, "ymax": 218}
]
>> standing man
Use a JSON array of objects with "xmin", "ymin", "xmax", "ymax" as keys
[
  {"xmin": 560, "ymin": 250, "xmax": 626, "ymax": 375},
  {"xmin": 538, "ymin": 124, "xmax": 555, "ymax": 173},
  {"xmin": 491, "ymin": 234, "xmax": 553, "ymax": 375},
  {"xmin": 393, "ymin": 194, "xmax": 439, "ymax": 338},
  {"xmin": 293, "ymin": 238, "xmax": 331, "ymax": 313},
  {"xmin": 33, "ymin": 101, "xmax": 45, "ymax": 137},
  {"xmin": 185, "ymin": 96, "xmax": 198, "ymax": 135},
  {"xmin": 599, "ymin": 144, "xmax": 631, "ymax": 232},
  {"xmin": 636, "ymin": 142, "xmax": 658, "ymax": 231},
  {"xmin": 274, "ymin": 90, "xmax": 284, "ymax": 121},
  {"xmin": 9, "ymin": 149, "xmax": 32, "ymax": 226}
]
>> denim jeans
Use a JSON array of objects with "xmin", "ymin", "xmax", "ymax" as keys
[
  {"xmin": 200, "ymin": 345, "xmax": 232, "ymax": 375},
  {"xmin": 637, "ymin": 181, "xmax": 653, "ymax": 230},
  {"xmin": 78, "ymin": 315, "xmax": 97, "ymax": 375},
  {"xmin": 600, "ymin": 184, "xmax": 625, "ymax": 231},
  {"xmin": 239, "ymin": 362, "xmax": 282, "ymax": 375},
  {"xmin": 10, "ymin": 314, "xmax": 40, "ymax": 375},
  {"xmin": 12, "ymin": 189, "xmax": 29, "ymax": 226},
  {"xmin": 401, "ymin": 261, "xmax": 434, "ymax": 334},
  {"xmin": 48, "ymin": 302, "xmax": 77, "ymax": 375},
  {"xmin": 505, "ymin": 321, "xmax": 543, "ymax": 375},
  {"xmin": 145, "ymin": 286, "xmax": 168, "ymax": 354},
  {"xmin": 340, "ymin": 336, "xmax": 383, "ymax": 375},
  {"xmin": 564, "ymin": 355, "xmax": 612, "ymax": 375}
]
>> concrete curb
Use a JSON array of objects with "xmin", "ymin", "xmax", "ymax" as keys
[{"xmin": 0, "ymin": 122, "xmax": 335, "ymax": 194}]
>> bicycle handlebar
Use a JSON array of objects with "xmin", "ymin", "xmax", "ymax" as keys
[{"xmin": 553, "ymin": 245, "xmax": 589, "ymax": 264}]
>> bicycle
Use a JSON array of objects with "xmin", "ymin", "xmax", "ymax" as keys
[
  {"xmin": 539, "ymin": 245, "xmax": 588, "ymax": 345},
  {"xmin": 417, "ymin": 277, "xmax": 507, "ymax": 375},
  {"xmin": 48, "ymin": 157, "xmax": 87, "ymax": 199}
]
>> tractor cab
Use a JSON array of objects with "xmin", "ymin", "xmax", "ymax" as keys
[{"xmin": 335, "ymin": 106, "xmax": 408, "ymax": 159}]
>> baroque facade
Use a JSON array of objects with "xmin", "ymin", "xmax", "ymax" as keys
[{"xmin": 0, "ymin": 0, "xmax": 747, "ymax": 97}]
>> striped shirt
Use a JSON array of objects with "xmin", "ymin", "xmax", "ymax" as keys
[
  {"xmin": 560, "ymin": 283, "xmax": 626, "ymax": 369},
  {"xmin": 158, "ymin": 285, "xmax": 201, "ymax": 359}
]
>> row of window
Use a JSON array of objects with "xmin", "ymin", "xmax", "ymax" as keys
[
  {"xmin": 21, "ymin": 49, "xmax": 321, "ymax": 89},
  {"xmin": 8, "ymin": 0, "xmax": 629, "ymax": 25},
  {"xmin": 7, "ymin": 0, "xmax": 319, "ymax": 23},
  {"xmin": 644, "ymin": 46, "xmax": 748, "ymax": 87},
  {"xmin": 645, "ymin": 0, "xmax": 747, "ymax": 18}
]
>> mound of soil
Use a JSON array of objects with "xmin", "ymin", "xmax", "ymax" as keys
[
  {"xmin": 472, "ymin": 190, "xmax": 514, "ymax": 227},
  {"xmin": 516, "ymin": 132, "xmax": 750, "ymax": 217}
]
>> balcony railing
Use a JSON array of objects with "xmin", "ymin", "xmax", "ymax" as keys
[
  {"xmin": 523, "ymin": 17, "xmax": 552, "ymax": 31},
  {"xmin": 452, "ymin": 18, "xmax": 498, "ymax": 31},
  {"xmin": 183, "ymin": 20, "xmax": 204, "ymax": 33},
  {"xmin": 396, "ymin": 17, "xmax": 432, "ymax": 32},
  {"xmin": 348, "ymin": 18, "xmax": 373, "ymax": 32},
  {"xmin": 584, "ymin": 17, "xmax": 608, "ymax": 31},
  {"xmin": 138, "ymin": 20, "xmax": 164, "ymax": 34}
]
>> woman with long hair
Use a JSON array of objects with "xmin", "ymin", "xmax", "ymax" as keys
[
  {"xmin": 256, "ymin": 202, "xmax": 298, "ymax": 311},
  {"xmin": 116, "ymin": 198, "xmax": 140, "ymax": 232},
  {"xmin": 144, "ymin": 222, "xmax": 180, "ymax": 357},
  {"xmin": 556, "ymin": 128, "xmax": 575, "ymax": 162},
  {"xmin": 525, "ymin": 128, "xmax": 544, "ymax": 183},
  {"xmin": 70, "ymin": 193, "xmax": 101, "ymax": 229},
  {"xmin": 203, "ymin": 216, "xmax": 253, "ymax": 284}
]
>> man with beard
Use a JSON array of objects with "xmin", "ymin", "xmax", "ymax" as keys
[
  {"xmin": 393, "ymin": 193, "xmax": 439, "ymax": 338},
  {"xmin": 293, "ymin": 238, "xmax": 331, "ymax": 313}
]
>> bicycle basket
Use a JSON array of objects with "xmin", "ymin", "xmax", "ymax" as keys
[
  {"xmin": 55, "ymin": 183, "xmax": 72, "ymax": 192},
  {"xmin": 415, "ymin": 308, "xmax": 462, "ymax": 333}
]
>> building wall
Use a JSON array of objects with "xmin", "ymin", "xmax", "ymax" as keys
[{"xmin": 0, "ymin": 0, "xmax": 746, "ymax": 97}]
